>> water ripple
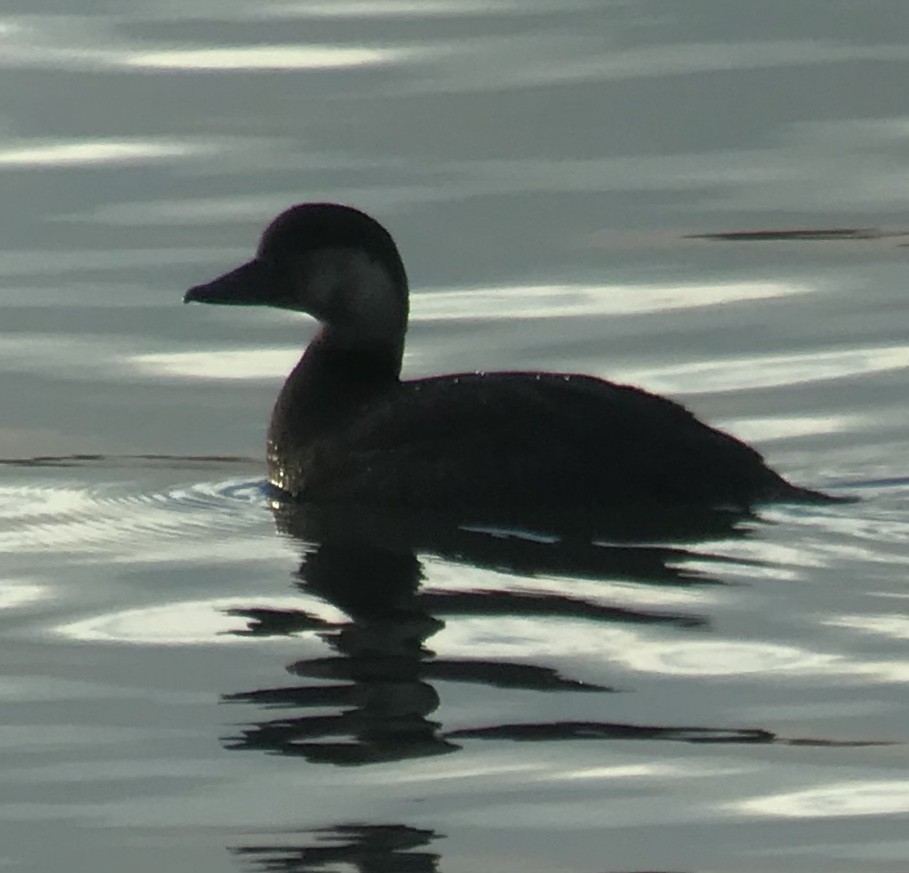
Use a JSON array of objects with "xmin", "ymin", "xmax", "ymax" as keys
[{"xmin": 0, "ymin": 455, "xmax": 268, "ymax": 558}]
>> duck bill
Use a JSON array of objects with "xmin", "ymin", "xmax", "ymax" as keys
[{"xmin": 184, "ymin": 259, "xmax": 274, "ymax": 306}]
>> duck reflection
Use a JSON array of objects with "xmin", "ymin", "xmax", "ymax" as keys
[
  {"xmin": 221, "ymin": 497, "xmax": 771, "ymax": 765},
  {"xmin": 224, "ymin": 535, "xmax": 459, "ymax": 763},
  {"xmin": 231, "ymin": 823, "xmax": 440, "ymax": 873}
]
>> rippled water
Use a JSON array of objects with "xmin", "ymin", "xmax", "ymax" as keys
[{"xmin": 2, "ymin": 1, "xmax": 908, "ymax": 871}]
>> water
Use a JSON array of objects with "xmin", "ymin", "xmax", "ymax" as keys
[{"xmin": 2, "ymin": 1, "xmax": 908, "ymax": 871}]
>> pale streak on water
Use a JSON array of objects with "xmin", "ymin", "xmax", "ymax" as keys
[{"xmin": 1, "ymin": 1, "xmax": 908, "ymax": 872}]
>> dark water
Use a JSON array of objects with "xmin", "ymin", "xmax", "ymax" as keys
[{"xmin": 2, "ymin": 2, "xmax": 908, "ymax": 871}]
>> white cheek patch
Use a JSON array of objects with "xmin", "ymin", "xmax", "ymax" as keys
[{"xmin": 304, "ymin": 248, "xmax": 404, "ymax": 343}]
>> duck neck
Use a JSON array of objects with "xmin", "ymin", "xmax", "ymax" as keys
[
  {"xmin": 270, "ymin": 325, "xmax": 403, "ymax": 445},
  {"xmin": 301, "ymin": 323, "xmax": 403, "ymax": 387}
]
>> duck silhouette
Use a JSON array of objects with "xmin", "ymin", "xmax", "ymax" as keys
[{"xmin": 185, "ymin": 203, "xmax": 841, "ymax": 517}]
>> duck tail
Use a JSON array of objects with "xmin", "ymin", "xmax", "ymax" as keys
[{"xmin": 773, "ymin": 481, "xmax": 857, "ymax": 505}]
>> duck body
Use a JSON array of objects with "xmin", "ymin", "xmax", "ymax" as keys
[
  {"xmin": 185, "ymin": 203, "xmax": 836, "ymax": 514},
  {"xmin": 267, "ymin": 352, "xmax": 799, "ymax": 510}
]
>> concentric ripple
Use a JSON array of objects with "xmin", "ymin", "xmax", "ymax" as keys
[{"xmin": 0, "ymin": 454, "xmax": 270, "ymax": 559}]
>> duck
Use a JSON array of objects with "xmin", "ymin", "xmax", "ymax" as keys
[{"xmin": 184, "ymin": 202, "xmax": 839, "ymax": 515}]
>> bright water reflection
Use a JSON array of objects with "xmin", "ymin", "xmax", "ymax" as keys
[
  {"xmin": 0, "ymin": 138, "xmax": 205, "ymax": 167},
  {"xmin": 742, "ymin": 780, "xmax": 909, "ymax": 819}
]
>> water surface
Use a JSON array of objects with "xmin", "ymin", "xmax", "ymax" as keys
[{"xmin": 1, "ymin": 2, "xmax": 908, "ymax": 871}]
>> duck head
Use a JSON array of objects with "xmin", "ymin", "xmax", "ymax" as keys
[{"xmin": 185, "ymin": 203, "xmax": 410, "ymax": 349}]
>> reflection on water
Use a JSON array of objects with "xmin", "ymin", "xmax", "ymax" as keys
[
  {"xmin": 0, "ymin": 16, "xmax": 413, "ymax": 72},
  {"xmin": 128, "ymin": 46, "xmax": 410, "ymax": 71},
  {"xmin": 0, "ymin": 468, "xmax": 904, "ymax": 872},
  {"xmin": 740, "ymin": 780, "xmax": 909, "ymax": 819},
  {"xmin": 222, "ymin": 497, "xmax": 727, "ymax": 765},
  {"xmin": 217, "ymin": 494, "xmax": 887, "ymax": 769},
  {"xmin": 690, "ymin": 227, "xmax": 909, "ymax": 242},
  {"xmin": 232, "ymin": 823, "xmax": 442, "ymax": 873},
  {"xmin": 0, "ymin": 138, "xmax": 206, "ymax": 167}
]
